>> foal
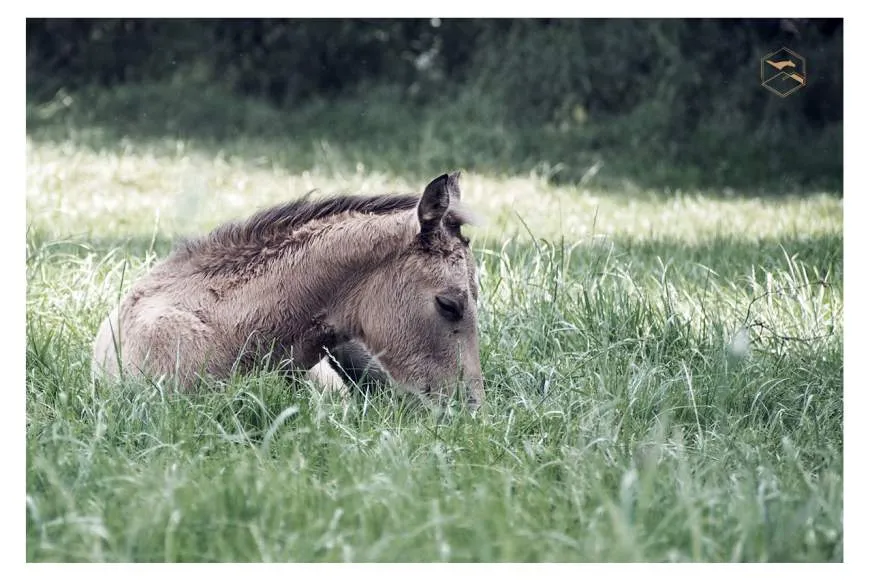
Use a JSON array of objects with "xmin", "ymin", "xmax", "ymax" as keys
[{"xmin": 92, "ymin": 172, "xmax": 484, "ymax": 408}]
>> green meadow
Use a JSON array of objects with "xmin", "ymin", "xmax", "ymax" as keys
[{"xmin": 26, "ymin": 86, "xmax": 842, "ymax": 562}]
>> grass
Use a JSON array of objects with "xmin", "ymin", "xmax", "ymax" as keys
[
  {"xmin": 26, "ymin": 81, "xmax": 843, "ymax": 194},
  {"xmin": 25, "ymin": 85, "xmax": 843, "ymax": 562}
]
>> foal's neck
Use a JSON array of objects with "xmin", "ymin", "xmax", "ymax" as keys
[{"xmin": 236, "ymin": 210, "xmax": 414, "ymax": 344}]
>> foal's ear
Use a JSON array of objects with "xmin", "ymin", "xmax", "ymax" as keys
[{"xmin": 418, "ymin": 173, "xmax": 451, "ymax": 237}]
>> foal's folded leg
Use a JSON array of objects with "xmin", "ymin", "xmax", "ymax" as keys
[
  {"xmin": 306, "ymin": 357, "xmax": 350, "ymax": 399},
  {"xmin": 324, "ymin": 340, "xmax": 391, "ymax": 393}
]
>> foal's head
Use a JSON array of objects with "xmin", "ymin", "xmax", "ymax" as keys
[{"xmin": 354, "ymin": 172, "xmax": 484, "ymax": 409}]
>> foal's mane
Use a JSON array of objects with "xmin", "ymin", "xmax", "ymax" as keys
[
  {"xmin": 174, "ymin": 192, "xmax": 468, "ymax": 276},
  {"xmin": 206, "ymin": 193, "xmax": 420, "ymax": 250}
]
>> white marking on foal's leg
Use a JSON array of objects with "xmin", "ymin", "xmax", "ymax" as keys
[{"xmin": 307, "ymin": 357, "xmax": 349, "ymax": 398}]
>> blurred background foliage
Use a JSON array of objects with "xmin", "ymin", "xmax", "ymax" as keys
[{"xmin": 26, "ymin": 18, "xmax": 843, "ymax": 192}]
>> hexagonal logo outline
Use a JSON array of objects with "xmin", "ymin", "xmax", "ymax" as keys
[{"xmin": 761, "ymin": 46, "xmax": 807, "ymax": 98}]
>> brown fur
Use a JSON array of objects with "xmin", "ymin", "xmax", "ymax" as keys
[{"xmin": 92, "ymin": 172, "xmax": 484, "ymax": 408}]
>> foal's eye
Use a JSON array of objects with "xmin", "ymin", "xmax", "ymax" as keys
[{"xmin": 435, "ymin": 295, "xmax": 464, "ymax": 322}]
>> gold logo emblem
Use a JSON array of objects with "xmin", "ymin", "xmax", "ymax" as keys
[{"xmin": 761, "ymin": 47, "xmax": 807, "ymax": 97}]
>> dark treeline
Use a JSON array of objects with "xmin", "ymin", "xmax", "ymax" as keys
[{"xmin": 26, "ymin": 19, "xmax": 843, "ymax": 190}]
